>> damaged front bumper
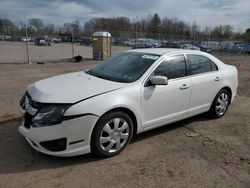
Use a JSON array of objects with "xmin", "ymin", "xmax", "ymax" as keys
[{"xmin": 18, "ymin": 114, "xmax": 98, "ymax": 157}]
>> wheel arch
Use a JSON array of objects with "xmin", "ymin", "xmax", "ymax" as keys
[
  {"xmin": 90, "ymin": 107, "xmax": 138, "ymax": 157},
  {"xmin": 221, "ymin": 86, "xmax": 232, "ymax": 103},
  {"xmin": 95, "ymin": 107, "xmax": 138, "ymax": 136}
]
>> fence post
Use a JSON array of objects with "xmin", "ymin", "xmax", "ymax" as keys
[
  {"xmin": 71, "ymin": 29, "xmax": 75, "ymax": 58},
  {"xmin": 24, "ymin": 16, "xmax": 31, "ymax": 64}
]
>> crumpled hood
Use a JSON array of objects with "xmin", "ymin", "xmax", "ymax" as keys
[{"xmin": 27, "ymin": 72, "xmax": 124, "ymax": 103}]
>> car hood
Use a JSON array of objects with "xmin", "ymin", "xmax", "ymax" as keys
[{"xmin": 27, "ymin": 72, "xmax": 125, "ymax": 103}]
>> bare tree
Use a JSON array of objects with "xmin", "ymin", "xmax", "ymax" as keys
[
  {"xmin": 211, "ymin": 25, "xmax": 233, "ymax": 40},
  {"xmin": 0, "ymin": 15, "xmax": 246, "ymax": 42},
  {"xmin": 43, "ymin": 24, "xmax": 55, "ymax": 35},
  {"xmin": 28, "ymin": 18, "xmax": 44, "ymax": 32},
  {"xmin": 245, "ymin": 28, "xmax": 250, "ymax": 42},
  {"xmin": 148, "ymin": 13, "xmax": 161, "ymax": 38},
  {"xmin": 0, "ymin": 19, "xmax": 18, "ymax": 35}
]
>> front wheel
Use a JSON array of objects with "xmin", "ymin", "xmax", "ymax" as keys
[
  {"xmin": 91, "ymin": 111, "xmax": 133, "ymax": 157},
  {"xmin": 209, "ymin": 89, "xmax": 230, "ymax": 118}
]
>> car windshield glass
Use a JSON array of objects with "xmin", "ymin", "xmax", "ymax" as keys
[{"xmin": 85, "ymin": 52, "xmax": 159, "ymax": 83}]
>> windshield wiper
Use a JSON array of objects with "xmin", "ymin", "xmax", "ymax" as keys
[
  {"xmin": 92, "ymin": 74, "xmax": 108, "ymax": 80},
  {"xmin": 85, "ymin": 70, "xmax": 93, "ymax": 75},
  {"xmin": 85, "ymin": 70, "xmax": 109, "ymax": 80}
]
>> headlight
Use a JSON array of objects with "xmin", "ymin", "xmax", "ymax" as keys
[{"xmin": 32, "ymin": 105, "xmax": 70, "ymax": 127}]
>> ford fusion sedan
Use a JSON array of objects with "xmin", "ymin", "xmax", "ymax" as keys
[{"xmin": 19, "ymin": 48, "xmax": 238, "ymax": 157}]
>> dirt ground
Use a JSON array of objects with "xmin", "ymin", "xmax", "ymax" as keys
[{"xmin": 0, "ymin": 52, "xmax": 249, "ymax": 188}]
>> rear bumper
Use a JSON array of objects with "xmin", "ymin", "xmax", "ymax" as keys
[{"xmin": 18, "ymin": 115, "xmax": 98, "ymax": 157}]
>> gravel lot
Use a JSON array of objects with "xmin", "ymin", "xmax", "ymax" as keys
[{"xmin": 0, "ymin": 50, "xmax": 249, "ymax": 187}]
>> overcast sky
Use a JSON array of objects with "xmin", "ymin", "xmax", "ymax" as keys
[{"xmin": 0, "ymin": 0, "xmax": 249, "ymax": 32}]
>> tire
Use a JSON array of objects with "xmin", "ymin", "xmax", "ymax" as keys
[
  {"xmin": 91, "ymin": 111, "xmax": 133, "ymax": 157},
  {"xmin": 209, "ymin": 89, "xmax": 230, "ymax": 118}
]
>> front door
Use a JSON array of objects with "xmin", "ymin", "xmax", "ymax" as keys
[{"xmin": 141, "ymin": 55, "xmax": 191, "ymax": 129}]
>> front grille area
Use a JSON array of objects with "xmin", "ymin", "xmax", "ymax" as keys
[
  {"xmin": 40, "ymin": 138, "xmax": 67, "ymax": 152},
  {"xmin": 24, "ymin": 112, "xmax": 33, "ymax": 129},
  {"xmin": 26, "ymin": 93, "xmax": 44, "ymax": 110},
  {"xmin": 20, "ymin": 92, "xmax": 44, "ymax": 110},
  {"xmin": 21, "ymin": 92, "xmax": 43, "ymax": 129}
]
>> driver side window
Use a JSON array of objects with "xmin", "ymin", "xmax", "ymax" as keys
[{"xmin": 154, "ymin": 55, "xmax": 187, "ymax": 79}]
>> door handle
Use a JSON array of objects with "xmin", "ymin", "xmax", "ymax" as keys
[
  {"xmin": 180, "ymin": 84, "xmax": 189, "ymax": 90},
  {"xmin": 214, "ymin": 77, "xmax": 221, "ymax": 82}
]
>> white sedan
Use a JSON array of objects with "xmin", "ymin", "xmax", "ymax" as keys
[{"xmin": 19, "ymin": 48, "xmax": 238, "ymax": 157}]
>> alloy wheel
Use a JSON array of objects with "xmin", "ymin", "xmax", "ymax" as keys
[
  {"xmin": 99, "ymin": 118, "xmax": 130, "ymax": 153},
  {"xmin": 215, "ymin": 92, "xmax": 229, "ymax": 116}
]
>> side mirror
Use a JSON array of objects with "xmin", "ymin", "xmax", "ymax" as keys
[{"xmin": 150, "ymin": 76, "xmax": 168, "ymax": 85}]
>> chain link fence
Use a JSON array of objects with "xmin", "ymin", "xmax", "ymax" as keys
[{"xmin": 0, "ymin": 29, "xmax": 249, "ymax": 64}]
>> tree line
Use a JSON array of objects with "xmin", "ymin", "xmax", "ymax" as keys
[{"xmin": 0, "ymin": 13, "xmax": 250, "ymax": 42}]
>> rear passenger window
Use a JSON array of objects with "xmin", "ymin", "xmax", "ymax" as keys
[
  {"xmin": 211, "ymin": 61, "xmax": 218, "ymax": 71},
  {"xmin": 187, "ymin": 55, "xmax": 218, "ymax": 75},
  {"xmin": 154, "ymin": 55, "xmax": 186, "ymax": 79}
]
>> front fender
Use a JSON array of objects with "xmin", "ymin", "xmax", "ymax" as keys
[{"xmin": 64, "ymin": 85, "xmax": 142, "ymax": 132}]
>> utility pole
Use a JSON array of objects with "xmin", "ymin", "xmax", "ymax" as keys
[
  {"xmin": 135, "ymin": 16, "xmax": 138, "ymax": 49},
  {"xmin": 71, "ymin": 28, "xmax": 75, "ymax": 58},
  {"xmin": 24, "ymin": 15, "xmax": 31, "ymax": 64}
]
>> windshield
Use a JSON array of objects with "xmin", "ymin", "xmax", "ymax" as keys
[{"xmin": 85, "ymin": 52, "xmax": 159, "ymax": 83}]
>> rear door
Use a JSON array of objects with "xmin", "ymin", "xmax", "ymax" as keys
[{"xmin": 186, "ymin": 54, "xmax": 222, "ymax": 114}]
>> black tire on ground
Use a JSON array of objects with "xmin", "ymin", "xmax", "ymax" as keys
[
  {"xmin": 91, "ymin": 111, "xmax": 133, "ymax": 157},
  {"xmin": 209, "ymin": 89, "xmax": 230, "ymax": 118}
]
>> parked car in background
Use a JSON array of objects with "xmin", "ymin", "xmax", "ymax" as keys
[
  {"xmin": 34, "ymin": 37, "xmax": 51, "ymax": 46},
  {"xmin": 180, "ymin": 44, "xmax": 200, "ymax": 51},
  {"xmin": 112, "ymin": 38, "xmax": 126, "ymax": 46},
  {"xmin": 0, "ymin": 35, "xmax": 13, "ymax": 41},
  {"xmin": 21, "ymin": 37, "xmax": 33, "ymax": 42},
  {"xmin": 124, "ymin": 39, "xmax": 136, "ymax": 46},
  {"xmin": 195, "ymin": 45, "xmax": 212, "ymax": 53},
  {"xmin": 232, "ymin": 43, "xmax": 250, "ymax": 53},
  {"xmin": 244, "ymin": 44, "xmax": 250, "ymax": 53},
  {"xmin": 160, "ymin": 42, "xmax": 182, "ymax": 49},
  {"xmin": 201, "ymin": 41, "xmax": 221, "ymax": 51},
  {"xmin": 19, "ymin": 48, "xmax": 238, "ymax": 157},
  {"xmin": 47, "ymin": 38, "xmax": 61, "ymax": 43},
  {"xmin": 132, "ymin": 42, "xmax": 154, "ymax": 49},
  {"xmin": 80, "ymin": 38, "xmax": 92, "ymax": 46},
  {"xmin": 129, "ymin": 38, "xmax": 161, "ymax": 48}
]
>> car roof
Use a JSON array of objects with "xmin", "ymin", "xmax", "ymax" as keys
[{"xmin": 125, "ymin": 48, "xmax": 205, "ymax": 56}]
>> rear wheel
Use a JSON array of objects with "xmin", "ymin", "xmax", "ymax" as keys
[
  {"xmin": 209, "ymin": 89, "xmax": 230, "ymax": 118},
  {"xmin": 91, "ymin": 111, "xmax": 133, "ymax": 157}
]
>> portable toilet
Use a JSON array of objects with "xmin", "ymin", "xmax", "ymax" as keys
[{"xmin": 92, "ymin": 31, "xmax": 111, "ymax": 60}]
